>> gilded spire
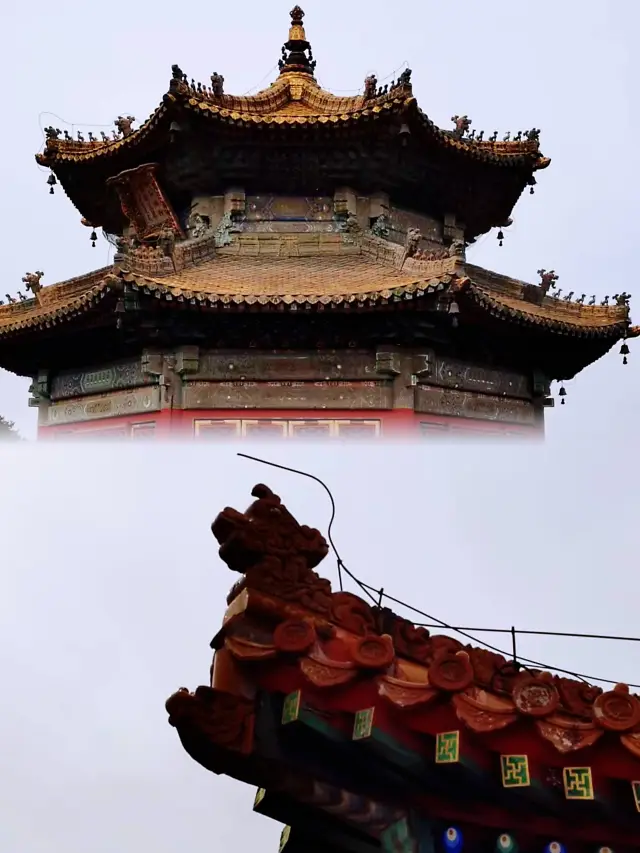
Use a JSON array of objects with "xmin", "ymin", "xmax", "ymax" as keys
[{"xmin": 279, "ymin": 7, "xmax": 316, "ymax": 76}]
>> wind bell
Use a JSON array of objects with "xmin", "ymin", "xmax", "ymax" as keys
[
  {"xmin": 443, "ymin": 826, "xmax": 464, "ymax": 853},
  {"xmin": 495, "ymin": 834, "xmax": 518, "ymax": 853},
  {"xmin": 47, "ymin": 173, "xmax": 57, "ymax": 194}
]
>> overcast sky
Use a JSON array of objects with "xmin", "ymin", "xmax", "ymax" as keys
[
  {"xmin": 1, "ymin": 1, "xmax": 639, "ymax": 851},
  {"xmin": 1, "ymin": 0, "xmax": 639, "ymax": 441},
  {"xmin": 2, "ymin": 443, "xmax": 640, "ymax": 852}
]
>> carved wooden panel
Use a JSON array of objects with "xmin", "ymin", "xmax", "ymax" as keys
[
  {"xmin": 424, "ymin": 356, "xmax": 531, "ymax": 400},
  {"xmin": 415, "ymin": 386, "xmax": 535, "ymax": 425},
  {"xmin": 107, "ymin": 164, "xmax": 182, "ymax": 240},
  {"xmin": 183, "ymin": 380, "xmax": 392, "ymax": 410},
  {"xmin": 46, "ymin": 387, "xmax": 162, "ymax": 426},
  {"xmin": 194, "ymin": 351, "xmax": 377, "ymax": 382},
  {"xmin": 51, "ymin": 359, "xmax": 154, "ymax": 401}
]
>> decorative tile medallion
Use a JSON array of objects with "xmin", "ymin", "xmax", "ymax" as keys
[
  {"xmin": 353, "ymin": 707, "xmax": 375, "ymax": 741},
  {"xmin": 563, "ymin": 767, "xmax": 594, "ymax": 800},
  {"xmin": 281, "ymin": 690, "xmax": 301, "ymax": 725},
  {"xmin": 435, "ymin": 731, "xmax": 460, "ymax": 764},
  {"xmin": 500, "ymin": 755, "xmax": 530, "ymax": 788},
  {"xmin": 632, "ymin": 780, "xmax": 640, "ymax": 812}
]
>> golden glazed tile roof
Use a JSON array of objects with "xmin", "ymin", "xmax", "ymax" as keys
[
  {"xmin": 121, "ymin": 235, "xmax": 458, "ymax": 302},
  {"xmin": 36, "ymin": 72, "xmax": 548, "ymax": 171},
  {"xmin": 0, "ymin": 234, "xmax": 631, "ymax": 340}
]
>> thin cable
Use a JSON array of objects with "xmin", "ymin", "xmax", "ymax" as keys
[
  {"xmin": 237, "ymin": 453, "xmax": 377, "ymax": 604},
  {"xmin": 316, "ymin": 60, "xmax": 411, "ymax": 96},
  {"xmin": 409, "ymin": 624, "xmax": 640, "ymax": 644},
  {"xmin": 359, "ymin": 581, "xmax": 531, "ymax": 662},
  {"xmin": 359, "ymin": 582, "xmax": 640, "ymax": 688},
  {"xmin": 235, "ymin": 456, "xmax": 640, "ymax": 688},
  {"xmin": 241, "ymin": 65, "xmax": 280, "ymax": 96}
]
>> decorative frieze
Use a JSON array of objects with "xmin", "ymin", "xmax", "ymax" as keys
[
  {"xmin": 51, "ymin": 359, "xmax": 156, "ymax": 401},
  {"xmin": 194, "ymin": 351, "xmax": 378, "ymax": 382},
  {"xmin": 46, "ymin": 386, "xmax": 161, "ymax": 425},
  {"xmin": 182, "ymin": 380, "xmax": 392, "ymax": 410},
  {"xmin": 422, "ymin": 356, "xmax": 530, "ymax": 399},
  {"xmin": 415, "ymin": 386, "xmax": 535, "ymax": 425}
]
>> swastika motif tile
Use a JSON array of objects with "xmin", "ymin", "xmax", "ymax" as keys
[
  {"xmin": 500, "ymin": 755, "xmax": 530, "ymax": 788},
  {"xmin": 281, "ymin": 690, "xmax": 301, "ymax": 725},
  {"xmin": 435, "ymin": 731, "xmax": 460, "ymax": 764},
  {"xmin": 563, "ymin": 767, "xmax": 594, "ymax": 800},
  {"xmin": 353, "ymin": 707, "xmax": 375, "ymax": 741}
]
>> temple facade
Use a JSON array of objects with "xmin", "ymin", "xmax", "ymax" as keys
[
  {"xmin": 166, "ymin": 483, "xmax": 640, "ymax": 850},
  {"xmin": 0, "ymin": 8, "xmax": 634, "ymax": 440}
]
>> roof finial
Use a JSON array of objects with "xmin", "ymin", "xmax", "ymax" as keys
[{"xmin": 279, "ymin": 7, "xmax": 316, "ymax": 77}]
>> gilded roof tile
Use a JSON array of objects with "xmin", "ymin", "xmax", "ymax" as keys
[
  {"xmin": 36, "ymin": 73, "xmax": 546, "ymax": 171},
  {"xmin": 0, "ymin": 237, "xmax": 629, "ymax": 338}
]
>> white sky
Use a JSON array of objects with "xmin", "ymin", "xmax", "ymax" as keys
[
  {"xmin": 1, "ymin": 1, "xmax": 639, "ymax": 850},
  {"xmin": 2, "ymin": 443, "xmax": 640, "ymax": 852}
]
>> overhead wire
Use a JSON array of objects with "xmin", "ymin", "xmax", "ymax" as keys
[
  {"xmin": 238, "ymin": 453, "xmax": 640, "ymax": 689},
  {"xmin": 237, "ymin": 452, "xmax": 377, "ymax": 604}
]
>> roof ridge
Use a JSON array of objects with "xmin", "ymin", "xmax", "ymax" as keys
[{"xmin": 466, "ymin": 262, "xmax": 631, "ymax": 319}]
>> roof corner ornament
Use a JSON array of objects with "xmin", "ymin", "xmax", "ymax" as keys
[
  {"xmin": 390, "ymin": 67, "xmax": 413, "ymax": 93},
  {"xmin": 363, "ymin": 74, "xmax": 377, "ymax": 100},
  {"xmin": 171, "ymin": 64, "xmax": 187, "ymax": 82},
  {"xmin": 370, "ymin": 213, "xmax": 390, "ymax": 239},
  {"xmin": 448, "ymin": 239, "xmax": 466, "ymax": 260},
  {"xmin": 210, "ymin": 72, "xmax": 225, "ymax": 97},
  {"xmin": 402, "ymin": 227, "xmax": 423, "ymax": 266},
  {"xmin": 114, "ymin": 116, "xmax": 136, "ymax": 138},
  {"xmin": 22, "ymin": 271, "xmax": 44, "ymax": 304},
  {"xmin": 537, "ymin": 268, "xmax": 558, "ymax": 296},
  {"xmin": 451, "ymin": 115, "xmax": 472, "ymax": 140}
]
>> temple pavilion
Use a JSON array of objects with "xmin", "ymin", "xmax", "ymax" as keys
[
  {"xmin": 167, "ymin": 483, "xmax": 640, "ymax": 851},
  {"xmin": 0, "ymin": 7, "xmax": 634, "ymax": 439}
]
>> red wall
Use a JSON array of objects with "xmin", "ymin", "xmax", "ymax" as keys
[{"xmin": 38, "ymin": 408, "xmax": 541, "ymax": 440}]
